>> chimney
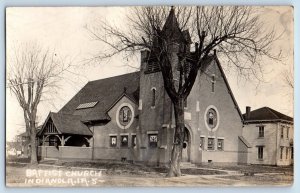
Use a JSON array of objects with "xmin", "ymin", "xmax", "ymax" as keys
[{"xmin": 245, "ymin": 106, "xmax": 251, "ymax": 120}]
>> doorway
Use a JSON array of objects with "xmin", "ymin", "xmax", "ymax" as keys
[{"xmin": 182, "ymin": 127, "xmax": 191, "ymax": 162}]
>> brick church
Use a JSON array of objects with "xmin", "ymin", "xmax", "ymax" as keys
[{"xmin": 37, "ymin": 8, "xmax": 293, "ymax": 166}]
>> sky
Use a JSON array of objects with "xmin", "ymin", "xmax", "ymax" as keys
[{"xmin": 5, "ymin": 6, "xmax": 294, "ymax": 141}]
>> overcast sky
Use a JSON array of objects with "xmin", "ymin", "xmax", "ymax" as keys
[{"xmin": 5, "ymin": 6, "xmax": 293, "ymax": 141}]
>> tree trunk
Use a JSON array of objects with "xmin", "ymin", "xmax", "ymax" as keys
[
  {"xmin": 167, "ymin": 98, "xmax": 185, "ymax": 177},
  {"xmin": 30, "ymin": 120, "xmax": 38, "ymax": 164}
]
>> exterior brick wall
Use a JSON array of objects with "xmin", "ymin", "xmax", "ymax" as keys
[
  {"xmin": 181, "ymin": 59, "xmax": 244, "ymax": 164},
  {"xmin": 92, "ymin": 96, "xmax": 139, "ymax": 162},
  {"xmin": 59, "ymin": 146, "xmax": 92, "ymax": 159},
  {"xmin": 39, "ymin": 146, "xmax": 59, "ymax": 158},
  {"xmin": 138, "ymin": 50, "xmax": 245, "ymax": 164}
]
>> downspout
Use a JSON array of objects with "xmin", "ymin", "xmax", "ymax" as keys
[
  {"xmin": 92, "ymin": 126, "xmax": 95, "ymax": 160},
  {"xmin": 275, "ymin": 122, "xmax": 279, "ymax": 166}
]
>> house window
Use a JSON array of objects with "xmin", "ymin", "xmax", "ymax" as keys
[
  {"xmin": 121, "ymin": 135, "xmax": 128, "ymax": 147},
  {"xmin": 258, "ymin": 146, "xmax": 264, "ymax": 160},
  {"xmin": 49, "ymin": 136, "xmax": 58, "ymax": 146},
  {"xmin": 286, "ymin": 147, "xmax": 289, "ymax": 159},
  {"xmin": 281, "ymin": 126, "xmax": 284, "ymax": 138},
  {"xmin": 148, "ymin": 134, "xmax": 158, "ymax": 148},
  {"xmin": 286, "ymin": 127, "xmax": 289, "ymax": 139},
  {"xmin": 211, "ymin": 74, "xmax": 216, "ymax": 92},
  {"xmin": 151, "ymin": 88, "xmax": 156, "ymax": 107},
  {"xmin": 207, "ymin": 138, "xmax": 214, "ymax": 150},
  {"xmin": 280, "ymin": 146, "xmax": 284, "ymax": 159},
  {"xmin": 200, "ymin": 137, "xmax": 205, "ymax": 149},
  {"xmin": 217, "ymin": 139, "xmax": 224, "ymax": 151},
  {"xmin": 110, "ymin": 136, "xmax": 117, "ymax": 147},
  {"xmin": 258, "ymin": 126, "xmax": 264, "ymax": 138},
  {"xmin": 132, "ymin": 135, "xmax": 137, "ymax": 147}
]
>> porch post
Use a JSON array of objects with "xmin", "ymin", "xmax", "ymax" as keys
[
  {"xmin": 42, "ymin": 135, "xmax": 45, "ymax": 146},
  {"xmin": 61, "ymin": 135, "xmax": 65, "ymax": 146}
]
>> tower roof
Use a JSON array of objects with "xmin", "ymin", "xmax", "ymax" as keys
[{"xmin": 162, "ymin": 7, "xmax": 191, "ymax": 44}]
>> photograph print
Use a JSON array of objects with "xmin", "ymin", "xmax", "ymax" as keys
[{"xmin": 5, "ymin": 5, "xmax": 294, "ymax": 187}]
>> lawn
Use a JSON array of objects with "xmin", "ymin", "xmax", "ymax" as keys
[{"xmin": 6, "ymin": 157, "xmax": 293, "ymax": 187}]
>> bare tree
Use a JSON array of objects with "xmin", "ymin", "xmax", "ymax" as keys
[
  {"xmin": 283, "ymin": 68, "xmax": 294, "ymax": 89},
  {"xmin": 87, "ymin": 6, "xmax": 281, "ymax": 177},
  {"xmin": 7, "ymin": 42, "xmax": 72, "ymax": 164}
]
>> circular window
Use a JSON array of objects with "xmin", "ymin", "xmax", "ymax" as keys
[
  {"xmin": 204, "ymin": 105, "xmax": 220, "ymax": 132},
  {"xmin": 116, "ymin": 103, "xmax": 134, "ymax": 129}
]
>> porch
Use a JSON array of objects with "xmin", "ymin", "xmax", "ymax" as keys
[{"xmin": 37, "ymin": 112, "xmax": 93, "ymax": 160}]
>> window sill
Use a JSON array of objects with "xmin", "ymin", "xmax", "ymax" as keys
[{"xmin": 207, "ymin": 149, "xmax": 215, "ymax": 151}]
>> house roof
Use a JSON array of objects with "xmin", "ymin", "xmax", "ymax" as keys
[
  {"xmin": 40, "ymin": 112, "xmax": 92, "ymax": 136},
  {"xmin": 243, "ymin": 107, "xmax": 293, "ymax": 123},
  {"xmin": 59, "ymin": 71, "xmax": 140, "ymax": 122}
]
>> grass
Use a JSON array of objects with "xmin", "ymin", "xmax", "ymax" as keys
[
  {"xmin": 7, "ymin": 156, "xmax": 293, "ymax": 176},
  {"xmin": 197, "ymin": 163, "xmax": 293, "ymax": 174}
]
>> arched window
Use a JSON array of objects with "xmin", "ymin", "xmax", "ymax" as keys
[{"xmin": 151, "ymin": 88, "xmax": 156, "ymax": 107}]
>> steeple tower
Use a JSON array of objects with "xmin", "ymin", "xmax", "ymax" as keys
[
  {"xmin": 162, "ymin": 6, "xmax": 183, "ymax": 43},
  {"xmin": 162, "ymin": 6, "xmax": 191, "ymax": 44}
]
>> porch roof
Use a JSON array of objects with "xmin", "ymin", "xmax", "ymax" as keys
[{"xmin": 40, "ymin": 112, "xmax": 92, "ymax": 136}]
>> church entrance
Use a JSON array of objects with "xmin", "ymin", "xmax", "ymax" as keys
[{"xmin": 182, "ymin": 127, "xmax": 191, "ymax": 162}]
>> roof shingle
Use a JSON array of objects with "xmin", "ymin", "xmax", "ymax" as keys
[
  {"xmin": 243, "ymin": 107, "xmax": 293, "ymax": 123},
  {"xmin": 49, "ymin": 112, "xmax": 92, "ymax": 136},
  {"xmin": 59, "ymin": 71, "xmax": 140, "ymax": 122}
]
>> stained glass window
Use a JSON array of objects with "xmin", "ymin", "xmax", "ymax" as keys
[
  {"xmin": 206, "ymin": 108, "xmax": 217, "ymax": 129},
  {"xmin": 207, "ymin": 138, "xmax": 214, "ymax": 150},
  {"xmin": 121, "ymin": 135, "xmax": 128, "ymax": 147},
  {"xmin": 110, "ymin": 136, "xmax": 117, "ymax": 147},
  {"xmin": 149, "ymin": 134, "xmax": 158, "ymax": 148}
]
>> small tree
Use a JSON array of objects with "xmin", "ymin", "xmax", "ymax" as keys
[
  {"xmin": 283, "ymin": 68, "xmax": 294, "ymax": 89},
  {"xmin": 7, "ymin": 43, "xmax": 72, "ymax": 164},
  {"xmin": 87, "ymin": 6, "xmax": 281, "ymax": 177}
]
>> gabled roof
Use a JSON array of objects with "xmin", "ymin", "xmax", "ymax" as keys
[
  {"xmin": 59, "ymin": 72, "xmax": 140, "ymax": 122},
  {"xmin": 39, "ymin": 112, "xmax": 92, "ymax": 136},
  {"xmin": 213, "ymin": 55, "xmax": 244, "ymax": 121},
  {"xmin": 243, "ymin": 107, "xmax": 293, "ymax": 123}
]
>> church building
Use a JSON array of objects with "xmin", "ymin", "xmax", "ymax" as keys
[{"xmin": 37, "ymin": 8, "xmax": 293, "ymax": 166}]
